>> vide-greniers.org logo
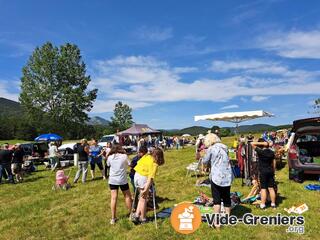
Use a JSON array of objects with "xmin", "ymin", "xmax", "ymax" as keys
[{"xmin": 171, "ymin": 203, "xmax": 305, "ymax": 235}]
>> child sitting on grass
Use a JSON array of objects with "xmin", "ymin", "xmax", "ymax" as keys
[{"xmin": 131, "ymin": 147, "xmax": 165, "ymax": 224}]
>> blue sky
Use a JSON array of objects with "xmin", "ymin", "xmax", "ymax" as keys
[{"xmin": 0, "ymin": 0, "xmax": 320, "ymax": 129}]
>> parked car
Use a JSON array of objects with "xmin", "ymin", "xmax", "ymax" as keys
[
  {"xmin": 98, "ymin": 134, "xmax": 117, "ymax": 147},
  {"xmin": 58, "ymin": 143, "xmax": 79, "ymax": 161},
  {"xmin": 288, "ymin": 117, "xmax": 320, "ymax": 180},
  {"xmin": 57, "ymin": 142, "xmax": 79, "ymax": 167},
  {"xmin": 20, "ymin": 142, "xmax": 49, "ymax": 163}
]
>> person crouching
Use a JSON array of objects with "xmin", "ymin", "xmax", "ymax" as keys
[{"xmin": 131, "ymin": 147, "xmax": 165, "ymax": 224}]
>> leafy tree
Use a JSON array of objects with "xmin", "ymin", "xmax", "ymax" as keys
[
  {"xmin": 19, "ymin": 42, "xmax": 97, "ymax": 136},
  {"xmin": 211, "ymin": 125, "xmax": 220, "ymax": 133},
  {"xmin": 220, "ymin": 128, "xmax": 232, "ymax": 137},
  {"xmin": 0, "ymin": 116, "xmax": 15, "ymax": 140},
  {"xmin": 110, "ymin": 101, "xmax": 133, "ymax": 131}
]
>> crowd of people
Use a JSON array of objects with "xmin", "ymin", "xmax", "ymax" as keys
[
  {"xmin": 1, "ymin": 129, "xmax": 287, "ymax": 228},
  {"xmin": 121, "ymin": 135, "xmax": 188, "ymax": 151},
  {"xmin": 0, "ymin": 143, "xmax": 24, "ymax": 184},
  {"xmin": 194, "ymin": 131, "xmax": 285, "ymax": 228},
  {"xmin": 61, "ymin": 138, "xmax": 165, "ymax": 225}
]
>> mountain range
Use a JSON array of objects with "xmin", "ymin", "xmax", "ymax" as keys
[
  {"xmin": 0, "ymin": 97, "xmax": 22, "ymax": 116},
  {"xmin": 0, "ymin": 97, "xmax": 291, "ymax": 132}
]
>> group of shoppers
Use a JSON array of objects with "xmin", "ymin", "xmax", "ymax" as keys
[
  {"xmin": 71, "ymin": 138, "xmax": 165, "ymax": 225},
  {"xmin": 202, "ymin": 132, "xmax": 277, "ymax": 228},
  {"xmin": 73, "ymin": 139, "xmax": 107, "ymax": 184},
  {"xmin": 0, "ymin": 143, "xmax": 24, "ymax": 184},
  {"xmin": 106, "ymin": 144, "xmax": 165, "ymax": 225}
]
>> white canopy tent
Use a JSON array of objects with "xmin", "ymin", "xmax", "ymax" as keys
[{"xmin": 194, "ymin": 110, "xmax": 274, "ymax": 134}]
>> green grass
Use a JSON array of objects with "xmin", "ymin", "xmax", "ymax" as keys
[
  {"xmin": 0, "ymin": 140, "xmax": 28, "ymax": 145},
  {"xmin": 0, "ymin": 146, "xmax": 319, "ymax": 239}
]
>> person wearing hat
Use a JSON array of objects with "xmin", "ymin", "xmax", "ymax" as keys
[
  {"xmin": 11, "ymin": 143, "xmax": 24, "ymax": 182},
  {"xmin": 195, "ymin": 134, "xmax": 205, "ymax": 160}
]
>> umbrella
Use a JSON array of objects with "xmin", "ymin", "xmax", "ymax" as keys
[
  {"xmin": 194, "ymin": 110, "xmax": 274, "ymax": 134},
  {"xmin": 35, "ymin": 133, "xmax": 63, "ymax": 142}
]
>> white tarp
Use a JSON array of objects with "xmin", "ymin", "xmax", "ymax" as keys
[{"xmin": 194, "ymin": 110, "xmax": 274, "ymax": 123}]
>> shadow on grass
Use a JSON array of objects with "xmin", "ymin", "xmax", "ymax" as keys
[
  {"xmin": 156, "ymin": 196, "xmax": 175, "ymax": 204},
  {"xmin": 276, "ymin": 161, "xmax": 287, "ymax": 170},
  {"xmin": 276, "ymin": 194, "xmax": 287, "ymax": 207},
  {"xmin": 23, "ymin": 176, "xmax": 45, "ymax": 183},
  {"xmin": 232, "ymin": 204, "xmax": 252, "ymax": 217}
]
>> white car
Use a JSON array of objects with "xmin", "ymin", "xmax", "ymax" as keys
[
  {"xmin": 98, "ymin": 134, "xmax": 117, "ymax": 147},
  {"xmin": 58, "ymin": 143, "xmax": 78, "ymax": 151}
]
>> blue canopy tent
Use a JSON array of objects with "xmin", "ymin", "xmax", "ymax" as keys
[{"xmin": 34, "ymin": 133, "xmax": 63, "ymax": 142}]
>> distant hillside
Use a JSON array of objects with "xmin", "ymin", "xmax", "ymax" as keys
[
  {"xmin": 0, "ymin": 97, "xmax": 21, "ymax": 116},
  {"xmin": 88, "ymin": 116, "xmax": 110, "ymax": 126},
  {"xmin": 179, "ymin": 126, "xmax": 210, "ymax": 135},
  {"xmin": 226, "ymin": 124, "xmax": 292, "ymax": 133},
  {"xmin": 162, "ymin": 124, "xmax": 292, "ymax": 136}
]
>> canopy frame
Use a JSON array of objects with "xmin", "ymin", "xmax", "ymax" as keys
[{"xmin": 194, "ymin": 110, "xmax": 274, "ymax": 135}]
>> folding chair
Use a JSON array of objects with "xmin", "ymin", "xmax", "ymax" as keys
[{"xmin": 186, "ymin": 159, "xmax": 203, "ymax": 178}]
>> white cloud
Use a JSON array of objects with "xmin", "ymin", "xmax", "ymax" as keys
[
  {"xmin": 0, "ymin": 38, "xmax": 34, "ymax": 57},
  {"xmin": 209, "ymin": 59, "xmax": 320, "ymax": 85},
  {"xmin": 173, "ymin": 67, "xmax": 198, "ymax": 74},
  {"xmin": 90, "ymin": 55, "xmax": 320, "ymax": 113},
  {"xmin": 258, "ymin": 30, "xmax": 320, "ymax": 59},
  {"xmin": 220, "ymin": 104, "xmax": 239, "ymax": 110},
  {"xmin": 0, "ymin": 80, "xmax": 19, "ymax": 101},
  {"xmin": 209, "ymin": 59, "xmax": 268, "ymax": 72},
  {"xmin": 91, "ymin": 99, "xmax": 151, "ymax": 113},
  {"xmin": 135, "ymin": 26, "xmax": 173, "ymax": 42},
  {"xmin": 251, "ymin": 96, "xmax": 269, "ymax": 102}
]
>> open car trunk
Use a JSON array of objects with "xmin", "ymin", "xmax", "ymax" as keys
[
  {"xmin": 297, "ymin": 141, "xmax": 320, "ymax": 164},
  {"xmin": 292, "ymin": 135, "xmax": 320, "ymax": 173}
]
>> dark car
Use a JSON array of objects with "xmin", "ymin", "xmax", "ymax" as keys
[
  {"xmin": 288, "ymin": 117, "xmax": 320, "ymax": 180},
  {"xmin": 20, "ymin": 142, "xmax": 49, "ymax": 163}
]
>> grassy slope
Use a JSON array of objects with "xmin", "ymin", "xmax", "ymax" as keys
[{"xmin": 0, "ymin": 141, "xmax": 319, "ymax": 239}]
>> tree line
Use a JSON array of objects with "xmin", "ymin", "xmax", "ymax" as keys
[{"xmin": 0, "ymin": 42, "xmax": 133, "ymax": 141}]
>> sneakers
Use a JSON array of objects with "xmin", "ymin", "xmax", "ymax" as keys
[
  {"xmin": 110, "ymin": 218, "xmax": 117, "ymax": 225},
  {"xmin": 140, "ymin": 219, "xmax": 148, "ymax": 224},
  {"xmin": 256, "ymin": 204, "xmax": 266, "ymax": 210},
  {"xmin": 131, "ymin": 213, "xmax": 140, "ymax": 224}
]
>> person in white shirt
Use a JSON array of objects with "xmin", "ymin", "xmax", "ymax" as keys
[
  {"xmin": 48, "ymin": 142, "xmax": 59, "ymax": 171},
  {"xmin": 107, "ymin": 144, "xmax": 132, "ymax": 225}
]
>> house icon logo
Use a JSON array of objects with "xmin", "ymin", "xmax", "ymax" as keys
[{"xmin": 170, "ymin": 203, "xmax": 201, "ymax": 234}]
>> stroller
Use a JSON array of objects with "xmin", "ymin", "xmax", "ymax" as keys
[{"xmin": 52, "ymin": 170, "xmax": 71, "ymax": 190}]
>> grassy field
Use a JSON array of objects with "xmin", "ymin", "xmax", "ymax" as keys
[{"xmin": 0, "ymin": 142, "xmax": 319, "ymax": 239}]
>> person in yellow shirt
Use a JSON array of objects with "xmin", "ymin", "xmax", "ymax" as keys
[
  {"xmin": 232, "ymin": 137, "xmax": 238, "ymax": 149},
  {"xmin": 132, "ymin": 147, "xmax": 165, "ymax": 224}
]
